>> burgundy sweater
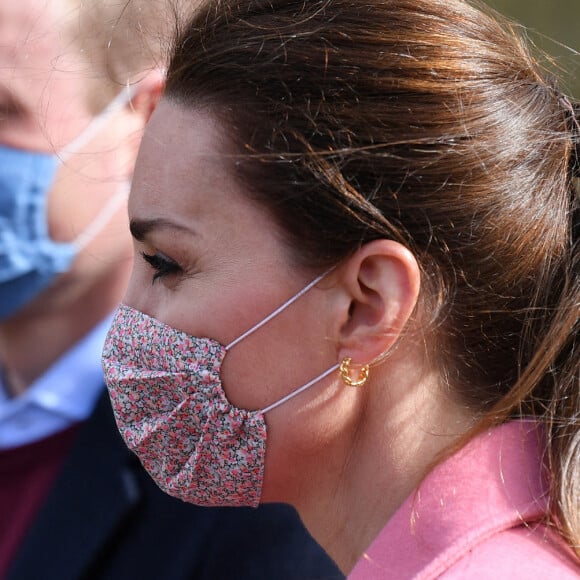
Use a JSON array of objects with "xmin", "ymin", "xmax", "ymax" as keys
[{"xmin": 0, "ymin": 426, "xmax": 79, "ymax": 577}]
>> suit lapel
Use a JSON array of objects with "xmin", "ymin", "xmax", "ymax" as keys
[{"xmin": 8, "ymin": 391, "xmax": 141, "ymax": 580}]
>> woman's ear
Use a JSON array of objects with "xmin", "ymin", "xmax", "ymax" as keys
[{"xmin": 332, "ymin": 239, "xmax": 420, "ymax": 366}]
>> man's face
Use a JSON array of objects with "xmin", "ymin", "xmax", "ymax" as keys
[
  {"xmin": 0, "ymin": 0, "xmax": 135, "ymax": 317},
  {"xmin": 0, "ymin": 0, "xmax": 92, "ymax": 152}
]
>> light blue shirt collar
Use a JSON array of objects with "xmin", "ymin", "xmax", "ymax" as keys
[{"xmin": 0, "ymin": 315, "xmax": 113, "ymax": 449}]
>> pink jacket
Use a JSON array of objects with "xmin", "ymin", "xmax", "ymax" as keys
[{"xmin": 349, "ymin": 421, "xmax": 580, "ymax": 579}]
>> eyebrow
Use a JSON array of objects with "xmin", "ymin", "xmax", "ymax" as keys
[{"xmin": 129, "ymin": 218, "xmax": 196, "ymax": 241}]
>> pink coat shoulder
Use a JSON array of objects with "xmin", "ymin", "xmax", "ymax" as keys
[
  {"xmin": 440, "ymin": 525, "xmax": 580, "ymax": 579},
  {"xmin": 349, "ymin": 422, "xmax": 580, "ymax": 579}
]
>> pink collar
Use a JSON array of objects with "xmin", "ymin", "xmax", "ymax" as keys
[{"xmin": 349, "ymin": 421, "xmax": 549, "ymax": 578}]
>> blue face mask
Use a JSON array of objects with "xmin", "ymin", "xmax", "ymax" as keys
[{"xmin": 0, "ymin": 87, "xmax": 135, "ymax": 321}]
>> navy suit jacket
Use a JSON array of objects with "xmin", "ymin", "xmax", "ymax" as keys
[{"xmin": 7, "ymin": 392, "xmax": 343, "ymax": 580}]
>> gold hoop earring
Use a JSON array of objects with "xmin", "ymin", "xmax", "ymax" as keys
[{"xmin": 339, "ymin": 357, "xmax": 370, "ymax": 387}]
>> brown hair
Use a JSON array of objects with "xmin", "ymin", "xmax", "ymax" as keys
[{"xmin": 166, "ymin": 0, "xmax": 580, "ymax": 552}]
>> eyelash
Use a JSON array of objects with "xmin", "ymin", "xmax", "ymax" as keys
[{"xmin": 141, "ymin": 252, "xmax": 182, "ymax": 283}]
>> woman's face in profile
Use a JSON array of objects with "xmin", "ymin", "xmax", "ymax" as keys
[{"xmin": 125, "ymin": 100, "xmax": 350, "ymax": 503}]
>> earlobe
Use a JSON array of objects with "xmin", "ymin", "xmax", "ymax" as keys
[{"xmin": 335, "ymin": 239, "xmax": 420, "ymax": 366}]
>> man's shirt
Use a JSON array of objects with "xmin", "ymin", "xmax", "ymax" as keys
[{"xmin": 0, "ymin": 315, "xmax": 112, "ymax": 449}]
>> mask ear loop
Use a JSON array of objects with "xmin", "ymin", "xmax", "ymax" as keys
[
  {"xmin": 57, "ymin": 84, "xmax": 137, "ymax": 250},
  {"xmin": 58, "ymin": 83, "xmax": 138, "ymax": 163},
  {"xmin": 259, "ymin": 363, "xmax": 340, "ymax": 414},
  {"xmin": 225, "ymin": 268, "xmax": 334, "ymax": 351},
  {"xmin": 73, "ymin": 181, "xmax": 130, "ymax": 251},
  {"xmin": 223, "ymin": 268, "xmax": 338, "ymax": 414}
]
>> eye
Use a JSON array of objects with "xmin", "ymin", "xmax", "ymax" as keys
[
  {"xmin": 0, "ymin": 98, "xmax": 22, "ymax": 121},
  {"xmin": 141, "ymin": 251, "xmax": 182, "ymax": 284}
]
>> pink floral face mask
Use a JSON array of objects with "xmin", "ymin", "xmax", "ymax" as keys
[{"xmin": 102, "ymin": 273, "xmax": 338, "ymax": 508}]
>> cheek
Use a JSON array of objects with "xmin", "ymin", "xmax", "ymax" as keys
[
  {"xmin": 219, "ymin": 342, "xmax": 282, "ymax": 411},
  {"xmin": 219, "ymin": 291, "xmax": 338, "ymax": 411},
  {"xmin": 47, "ymin": 164, "xmax": 119, "ymax": 242},
  {"xmin": 123, "ymin": 261, "xmax": 153, "ymax": 312},
  {"xmin": 259, "ymin": 376, "xmax": 362, "ymax": 502},
  {"xmin": 219, "ymin": 327, "xmax": 332, "ymax": 412},
  {"xmin": 122, "ymin": 264, "xmax": 249, "ymax": 345}
]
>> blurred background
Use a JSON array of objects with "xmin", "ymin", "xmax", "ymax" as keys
[{"xmin": 488, "ymin": 0, "xmax": 579, "ymax": 96}]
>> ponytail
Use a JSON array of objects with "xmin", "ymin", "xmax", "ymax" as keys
[{"xmin": 484, "ymin": 94, "xmax": 580, "ymax": 552}]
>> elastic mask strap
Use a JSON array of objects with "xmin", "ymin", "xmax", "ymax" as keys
[
  {"xmin": 260, "ymin": 363, "xmax": 340, "ymax": 414},
  {"xmin": 73, "ymin": 181, "xmax": 130, "ymax": 251},
  {"xmin": 59, "ymin": 84, "xmax": 138, "ymax": 162},
  {"xmin": 225, "ymin": 268, "xmax": 333, "ymax": 351}
]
